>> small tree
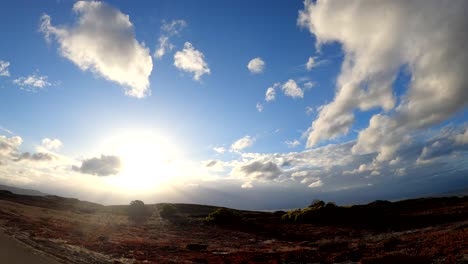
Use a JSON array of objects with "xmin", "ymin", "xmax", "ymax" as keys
[{"xmin": 128, "ymin": 200, "xmax": 150, "ymax": 224}]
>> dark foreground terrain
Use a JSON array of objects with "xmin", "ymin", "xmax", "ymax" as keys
[{"xmin": 0, "ymin": 190, "xmax": 467, "ymax": 263}]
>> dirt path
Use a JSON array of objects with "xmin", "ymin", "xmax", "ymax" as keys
[{"xmin": 0, "ymin": 233, "xmax": 61, "ymax": 264}]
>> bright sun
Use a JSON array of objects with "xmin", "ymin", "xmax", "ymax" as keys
[{"xmin": 99, "ymin": 130, "xmax": 184, "ymax": 192}]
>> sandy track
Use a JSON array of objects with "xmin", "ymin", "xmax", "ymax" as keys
[{"xmin": 0, "ymin": 233, "xmax": 61, "ymax": 264}]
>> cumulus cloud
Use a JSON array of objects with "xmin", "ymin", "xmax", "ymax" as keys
[
  {"xmin": 265, "ymin": 83, "xmax": 278, "ymax": 102},
  {"xmin": 231, "ymin": 136, "xmax": 255, "ymax": 152},
  {"xmin": 238, "ymin": 160, "xmax": 281, "ymax": 181},
  {"xmin": 72, "ymin": 155, "xmax": 121, "ymax": 176},
  {"xmin": 299, "ymin": 0, "xmax": 468, "ymax": 159},
  {"xmin": 14, "ymin": 74, "xmax": 51, "ymax": 91},
  {"xmin": 455, "ymin": 128, "xmax": 468, "ymax": 145},
  {"xmin": 0, "ymin": 135, "xmax": 22, "ymax": 159},
  {"xmin": 285, "ymin": 139, "xmax": 300, "ymax": 148},
  {"xmin": 154, "ymin": 20, "xmax": 187, "ymax": 59},
  {"xmin": 415, "ymin": 127, "xmax": 468, "ymax": 164},
  {"xmin": 247, "ymin": 57, "xmax": 265, "ymax": 74},
  {"xmin": 224, "ymin": 124, "xmax": 468, "ymax": 193},
  {"xmin": 213, "ymin": 146, "xmax": 226, "ymax": 154},
  {"xmin": 174, "ymin": 42, "xmax": 210, "ymax": 81},
  {"xmin": 281, "ymin": 79, "xmax": 304, "ymax": 99},
  {"xmin": 41, "ymin": 138, "xmax": 62, "ymax": 150},
  {"xmin": 0, "ymin": 60, "xmax": 10, "ymax": 77},
  {"xmin": 39, "ymin": 1, "xmax": 153, "ymax": 98},
  {"xmin": 15, "ymin": 152, "xmax": 55, "ymax": 162},
  {"xmin": 256, "ymin": 102, "xmax": 263, "ymax": 112}
]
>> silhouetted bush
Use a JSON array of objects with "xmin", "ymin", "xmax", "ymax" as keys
[
  {"xmin": 309, "ymin": 199, "xmax": 325, "ymax": 209},
  {"xmin": 272, "ymin": 210, "xmax": 286, "ymax": 217},
  {"xmin": 281, "ymin": 201, "xmax": 343, "ymax": 223},
  {"xmin": 205, "ymin": 208, "xmax": 243, "ymax": 225},
  {"xmin": 128, "ymin": 200, "xmax": 150, "ymax": 224},
  {"xmin": 159, "ymin": 204, "xmax": 180, "ymax": 221}
]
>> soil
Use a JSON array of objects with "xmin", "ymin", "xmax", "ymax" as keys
[{"xmin": 0, "ymin": 190, "xmax": 467, "ymax": 263}]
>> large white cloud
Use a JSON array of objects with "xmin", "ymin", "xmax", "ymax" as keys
[
  {"xmin": 247, "ymin": 57, "xmax": 265, "ymax": 74},
  {"xmin": 174, "ymin": 42, "xmax": 210, "ymax": 81},
  {"xmin": 299, "ymin": 0, "xmax": 468, "ymax": 160},
  {"xmin": 0, "ymin": 60, "xmax": 10, "ymax": 77},
  {"xmin": 40, "ymin": 1, "xmax": 153, "ymax": 98}
]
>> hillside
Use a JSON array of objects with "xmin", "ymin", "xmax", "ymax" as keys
[{"xmin": 0, "ymin": 189, "xmax": 467, "ymax": 263}]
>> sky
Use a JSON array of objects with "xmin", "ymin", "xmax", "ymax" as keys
[{"xmin": 0, "ymin": 0, "xmax": 467, "ymax": 210}]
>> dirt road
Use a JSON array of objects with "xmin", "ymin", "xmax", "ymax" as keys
[{"xmin": 0, "ymin": 233, "xmax": 61, "ymax": 264}]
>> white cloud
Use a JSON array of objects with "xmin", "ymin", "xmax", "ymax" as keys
[
  {"xmin": 394, "ymin": 168, "xmax": 406, "ymax": 176},
  {"xmin": 455, "ymin": 128, "xmax": 468, "ymax": 145},
  {"xmin": 265, "ymin": 83, "xmax": 279, "ymax": 102},
  {"xmin": 15, "ymin": 152, "xmax": 56, "ymax": 162},
  {"xmin": 281, "ymin": 79, "xmax": 304, "ymax": 98},
  {"xmin": 306, "ymin": 56, "xmax": 314, "ymax": 71},
  {"xmin": 0, "ymin": 135, "xmax": 22, "ymax": 159},
  {"xmin": 256, "ymin": 102, "xmax": 263, "ymax": 112},
  {"xmin": 303, "ymin": 81, "xmax": 315, "ymax": 89},
  {"xmin": 41, "ymin": 138, "xmax": 63, "ymax": 150},
  {"xmin": 13, "ymin": 74, "xmax": 51, "ymax": 91},
  {"xmin": 308, "ymin": 179, "xmax": 323, "ymax": 188},
  {"xmin": 285, "ymin": 139, "xmax": 300, "ymax": 148},
  {"xmin": 291, "ymin": 171, "xmax": 308, "ymax": 178},
  {"xmin": 247, "ymin": 57, "xmax": 265, "ymax": 74},
  {"xmin": 234, "ymin": 160, "xmax": 281, "ymax": 181},
  {"xmin": 39, "ymin": 1, "xmax": 153, "ymax": 98},
  {"xmin": 0, "ymin": 126, "xmax": 13, "ymax": 135},
  {"xmin": 154, "ymin": 20, "xmax": 187, "ymax": 59},
  {"xmin": 241, "ymin": 181, "xmax": 253, "ymax": 189},
  {"xmin": 305, "ymin": 106, "xmax": 314, "ymax": 116},
  {"xmin": 231, "ymin": 136, "xmax": 255, "ymax": 152},
  {"xmin": 203, "ymin": 160, "xmax": 225, "ymax": 172},
  {"xmin": 213, "ymin": 146, "xmax": 226, "ymax": 154},
  {"xmin": 0, "ymin": 60, "xmax": 10, "ymax": 77},
  {"xmin": 174, "ymin": 42, "xmax": 210, "ymax": 81},
  {"xmin": 300, "ymin": 0, "xmax": 468, "ymax": 158},
  {"xmin": 72, "ymin": 154, "xmax": 121, "ymax": 176}
]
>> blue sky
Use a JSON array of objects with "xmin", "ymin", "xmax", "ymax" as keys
[{"xmin": 0, "ymin": 1, "xmax": 467, "ymax": 209}]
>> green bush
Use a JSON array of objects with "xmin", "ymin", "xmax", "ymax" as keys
[
  {"xmin": 205, "ymin": 208, "xmax": 243, "ymax": 225},
  {"xmin": 128, "ymin": 200, "xmax": 150, "ymax": 224},
  {"xmin": 281, "ymin": 201, "xmax": 342, "ymax": 223},
  {"xmin": 159, "ymin": 204, "xmax": 179, "ymax": 221},
  {"xmin": 309, "ymin": 199, "xmax": 325, "ymax": 209}
]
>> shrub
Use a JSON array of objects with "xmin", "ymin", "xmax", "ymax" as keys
[
  {"xmin": 159, "ymin": 204, "xmax": 181, "ymax": 222},
  {"xmin": 128, "ymin": 200, "xmax": 150, "ymax": 224},
  {"xmin": 309, "ymin": 199, "xmax": 325, "ymax": 209},
  {"xmin": 205, "ymin": 208, "xmax": 243, "ymax": 225}
]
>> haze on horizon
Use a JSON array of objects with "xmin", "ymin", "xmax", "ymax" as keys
[{"xmin": 0, "ymin": 0, "xmax": 467, "ymax": 210}]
